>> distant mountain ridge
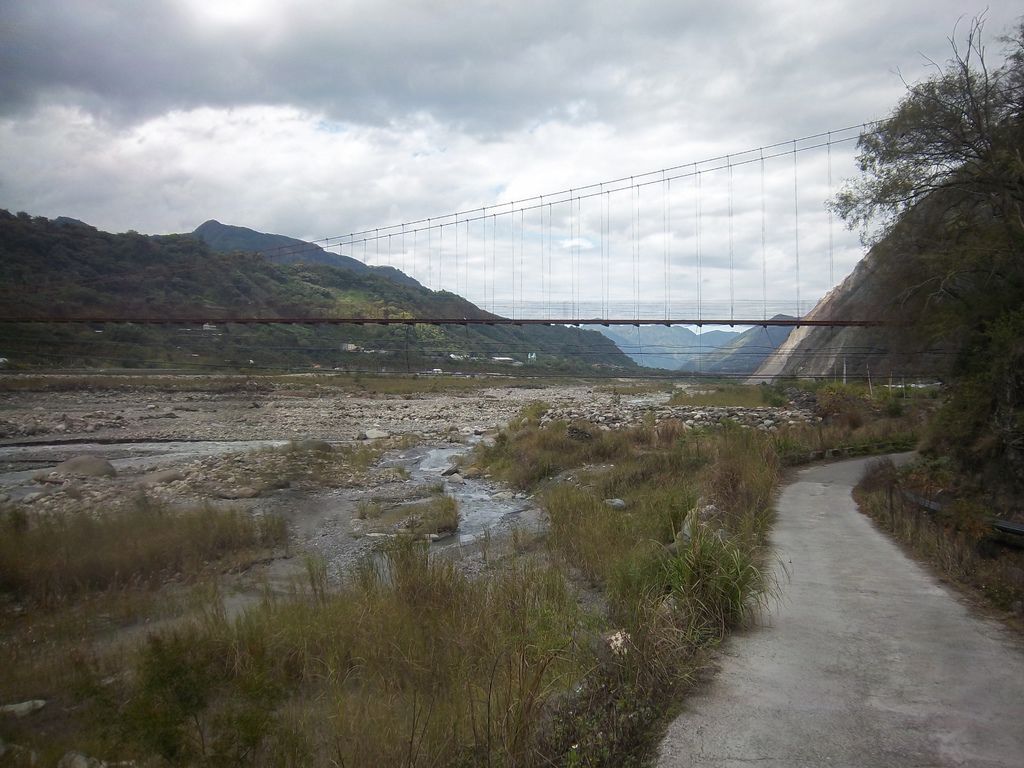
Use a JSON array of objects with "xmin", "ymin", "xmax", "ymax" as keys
[
  {"xmin": 192, "ymin": 219, "xmax": 422, "ymax": 289},
  {"xmin": 589, "ymin": 318, "xmax": 793, "ymax": 374}
]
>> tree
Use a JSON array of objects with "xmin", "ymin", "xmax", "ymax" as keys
[
  {"xmin": 835, "ymin": 16, "xmax": 1024, "ymax": 254},
  {"xmin": 834, "ymin": 17, "xmax": 1024, "ymax": 498}
]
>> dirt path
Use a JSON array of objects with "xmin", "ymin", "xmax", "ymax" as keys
[{"xmin": 656, "ymin": 455, "xmax": 1024, "ymax": 768}]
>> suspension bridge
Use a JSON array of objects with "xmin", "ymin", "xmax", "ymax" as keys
[{"xmin": 2, "ymin": 124, "xmax": 884, "ymax": 330}]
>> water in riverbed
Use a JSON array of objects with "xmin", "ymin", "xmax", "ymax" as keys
[
  {"xmin": 385, "ymin": 442, "xmax": 539, "ymax": 544},
  {"xmin": 0, "ymin": 438, "xmax": 539, "ymax": 545}
]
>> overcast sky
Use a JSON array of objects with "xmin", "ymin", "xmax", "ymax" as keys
[{"xmin": 1, "ymin": 1, "xmax": 1020, "ymax": 318}]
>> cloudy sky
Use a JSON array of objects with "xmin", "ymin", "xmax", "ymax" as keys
[{"xmin": 1, "ymin": 1, "xmax": 1019, "ymax": 318}]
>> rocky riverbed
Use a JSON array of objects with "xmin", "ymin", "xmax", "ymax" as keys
[
  {"xmin": 0, "ymin": 381, "xmax": 817, "ymax": 446},
  {"xmin": 0, "ymin": 377, "xmax": 824, "ymax": 767},
  {"xmin": 0, "ymin": 379, "xmax": 819, "ymax": 578}
]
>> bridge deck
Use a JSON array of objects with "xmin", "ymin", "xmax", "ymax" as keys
[{"xmin": 0, "ymin": 316, "xmax": 889, "ymax": 327}]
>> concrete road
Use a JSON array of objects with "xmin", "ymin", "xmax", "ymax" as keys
[{"xmin": 656, "ymin": 455, "xmax": 1024, "ymax": 768}]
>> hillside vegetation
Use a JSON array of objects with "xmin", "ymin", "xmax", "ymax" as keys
[
  {"xmin": 192, "ymin": 219, "xmax": 421, "ymax": 288},
  {"xmin": 827, "ymin": 20, "xmax": 1024, "ymax": 502},
  {"xmin": 0, "ymin": 211, "xmax": 632, "ymax": 373}
]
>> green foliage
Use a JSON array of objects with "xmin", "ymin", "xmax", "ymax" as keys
[
  {"xmin": 831, "ymin": 19, "xmax": 1024, "ymax": 496},
  {"xmin": 834, "ymin": 19, "xmax": 1024, "ymax": 250},
  {"xmin": 476, "ymin": 417, "xmax": 636, "ymax": 489},
  {"xmin": 662, "ymin": 519, "xmax": 771, "ymax": 638},
  {"xmin": 16, "ymin": 412, "xmax": 790, "ymax": 766},
  {"xmin": 402, "ymin": 494, "xmax": 460, "ymax": 535},
  {"xmin": 111, "ymin": 542, "xmax": 585, "ymax": 766},
  {"xmin": 926, "ymin": 308, "xmax": 1024, "ymax": 491},
  {"xmin": 0, "ymin": 210, "xmax": 634, "ymax": 372}
]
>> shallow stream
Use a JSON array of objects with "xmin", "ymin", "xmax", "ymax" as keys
[{"xmin": 384, "ymin": 441, "xmax": 539, "ymax": 545}]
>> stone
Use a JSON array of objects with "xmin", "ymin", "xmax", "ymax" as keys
[
  {"xmin": 57, "ymin": 751, "xmax": 105, "ymax": 768},
  {"xmin": 0, "ymin": 740, "xmax": 38, "ymax": 765},
  {"xmin": 54, "ymin": 455, "xmax": 116, "ymax": 478},
  {"xmin": 604, "ymin": 498, "xmax": 627, "ymax": 510},
  {"xmin": 216, "ymin": 487, "xmax": 260, "ymax": 499},
  {"xmin": 441, "ymin": 465, "xmax": 460, "ymax": 477},
  {"xmin": 0, "ymin": 699, "xmax": 46, "ymax": 717},
  {"xmin": 137, "ymin": 469, "xmax": 184, "ymax": 488},
  {"xmin": 360, "ymin": 428, "xmax": 389, "ymax": 440},
  {"xmin": 447, "ymin": 473, "xmax": 464, "ymax": 483},
  {"xmin": 492, "ymin": 490, "xmax": 515, "ymax": 501},
  {"xmin": 567, "ymin": 426, "xmax": 593, "ymax": 441}
]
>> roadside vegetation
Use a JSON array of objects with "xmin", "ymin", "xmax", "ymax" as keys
[
  {"xmin": 772, "ymin": 382, "xmax": 927, "ymax": 464},
  {"xmin": 855, "ymin": 458, "xmax": 1024, "ymax": 628},
  {"xmin": 832, "ymin": 18, "xmax": 1024, "ymax": 515}
]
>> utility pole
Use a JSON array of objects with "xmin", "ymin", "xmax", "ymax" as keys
[{"xmin": 843, "ymin": 357, "xmax": 847, "ymax": 385}]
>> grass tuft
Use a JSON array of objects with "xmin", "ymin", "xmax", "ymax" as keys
[{"xmin": 0, "ymin": 499, "xmax": 285, "ymax": 606}]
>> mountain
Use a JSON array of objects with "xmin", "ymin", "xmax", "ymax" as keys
[
  {"xmin": 192, "ymin": 219, "xmax": 422, "ymax": 289},
  {"xmin": 589, "ymin": 320, "xmax": 792, "ymax": 374},
  {"xmin": 695, "ymin": 319, "xmax": 794, "ymax": 374},
  {"xmin": 748, "ymin": 227, "xmax": 958, "ymax": 383},
  {"xmin": 587, "ymin": 325, "xmax": 737, "ymax": 370},
  {"xmin": 0, "ymin": 210, "xmax": 633, "ymax": 373}
]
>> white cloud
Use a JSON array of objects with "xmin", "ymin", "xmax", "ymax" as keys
[{"xmin": 1, "ymin": 0, "xmax": 1020, "ymax": 319}]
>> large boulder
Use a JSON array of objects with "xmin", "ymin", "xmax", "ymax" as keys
[
  {"xmin": 0, "ymin": 699, "xmax": 46, "ymax": 717},
  {"xmin": 54, "ymin": 455, "xmax": 116, "ymax": 478},
  {"xmin": 57, "ymin": 752, "xmax": 105, "ymax": 768},
  {"xmin": 137, "ymin": 469, "xmax": 184, "ymax": 487}
]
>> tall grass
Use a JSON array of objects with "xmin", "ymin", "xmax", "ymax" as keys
[
  {"xmin": 22, "ymin": 411, "xmax": 784, "ymax": 766},
  {"xmin": 855, "ymin": 459, "xmax": 1024, "ymax": 616},
  {"xmin": 104, "ymin": 541, "xmax": 586, "ymax": 766},
  {"xmin": 475, "ymin": 418, "xmax": 638, "ymax": 489},
  {"xmin": 0, "ymin": 499, "xmax": 286, "ymax": 605},
  {"xmin": 769, "ymin": 413, "xmax": 921, "ymax": 466},
  {"xmin": 403, "ymin": 494, "xmax": 460, "ymax": 535}
]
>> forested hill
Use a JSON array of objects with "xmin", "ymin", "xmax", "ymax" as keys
[
  {"xmin": 0, "ymin": 210, "xmax": 634, "ymax": 372},
  {"xmin": 192, "ymin": 219, "xmax": 421, "ymax": 289}
]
